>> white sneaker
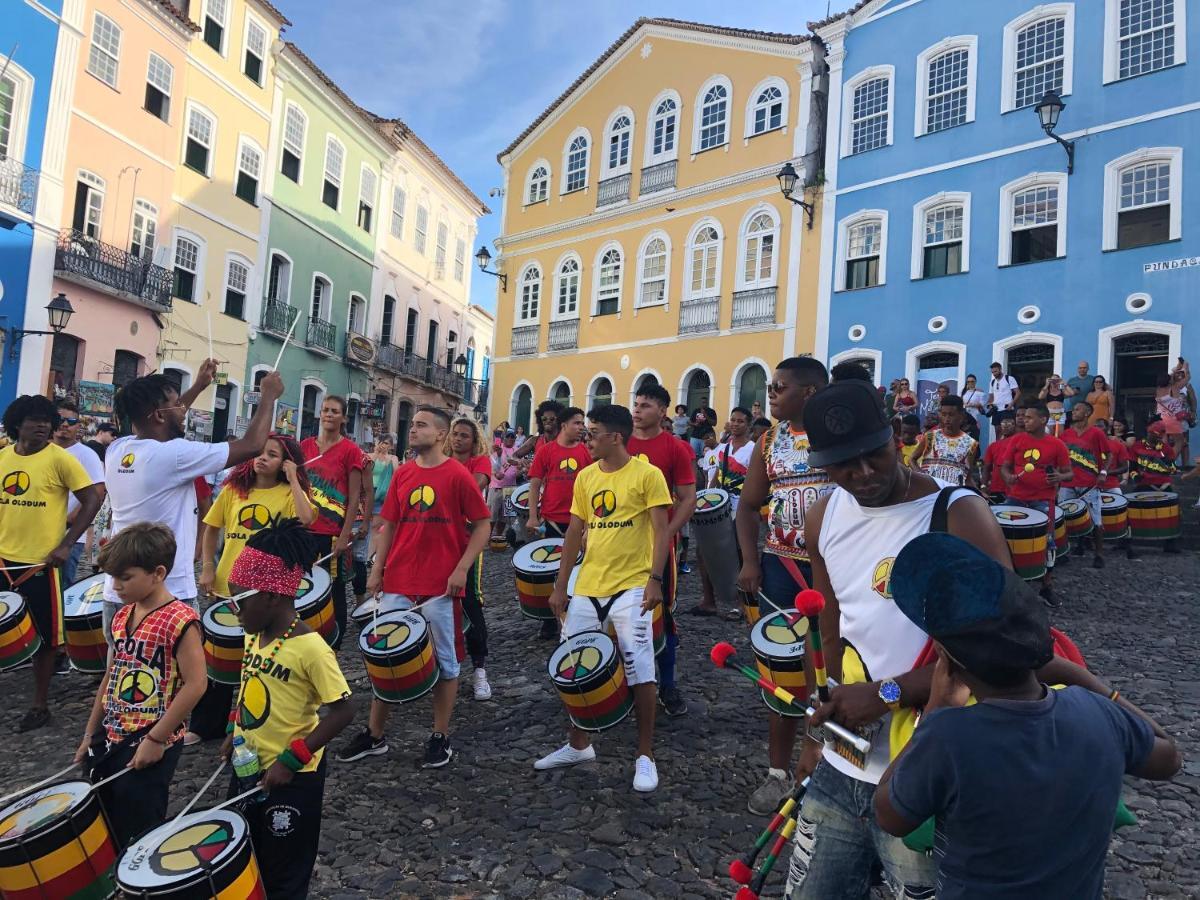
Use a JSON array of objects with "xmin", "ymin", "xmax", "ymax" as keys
[
  {"xmin": 533, "ymin": 743, "xmax": 596, "ymax": 770},
  {"xmin": 633, "ymin": 755, "xmax": 659, "ymax": 792},
  {"xmin": 473, "ymin": 668, "xmax": 492, "ymax": 701}
]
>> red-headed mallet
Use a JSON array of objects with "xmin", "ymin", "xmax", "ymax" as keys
[{"xmin": 794, "ymin": 589, "xmax": 830, "ymax": 703}]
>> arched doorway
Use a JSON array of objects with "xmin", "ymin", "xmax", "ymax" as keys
[
  {"xmin": 683, "ymin": 369, "xmax": 711, "ymax": 414},
  {"xmin": 1006, "ymin": 343, "xmax": 1055, "ymax": 404},
  {"xmin": 550, "ymin": 380, "xmax": 572, "ymax": 406},
  {"xmin": 49, "ymin": 334, "xmax": 82, "ymax": 396},
  {"xmin": 589, "ymin": 376, "xmax": 613, "ymax": 409},
  {"xmin": 916, "ymin": 351, "xmax": 959, "ymax": 419},
  {"xmin": 1114, "ymin": 333, "xmax": 1169, "ymax": 432},
  {"xmin": 396, "ymin": 400, "xmax": 413, "ymax": 455},
  {"xmin": 512, "ymin": 384, "xmax": 533, "ymax": 434},
  {"xmin": 300, "ymin": 384, "xmax": 323, "ymax": 439},
  {"xmin": 737, "ymin": 364, "xmax": 767, "ymax": 410}
]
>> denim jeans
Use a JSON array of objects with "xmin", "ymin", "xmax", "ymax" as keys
[
  {"xmin": 784, "ymin": 760, "xmax": 936, "ymax": 900},
  {"xmin": 63, "ymin": 542, "xmax": 85, "ymax": 587}
]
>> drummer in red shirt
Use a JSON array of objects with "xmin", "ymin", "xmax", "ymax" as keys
[
  {"xmin": 1093, "ymin": 419, "xmax": 1131, "ymax": 492},
  {"xmin": 981, "ymin": 413, "xmax": 1018, "ymax": 502},
  {"xmin": 527, "ymin": 407, "xmax": 591, "ymax": 539},
  {"xmin": 1057, "ymin": 399, "xmax": 1110, "ymax": 569},
  {"xmin": 1001, "ymin": 402, "xmax": 1072, "ymax": 606}
]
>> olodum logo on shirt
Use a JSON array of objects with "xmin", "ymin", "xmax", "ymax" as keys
[
  {"xmin": 872, "ymin": 557, "xmax": 895, "ymax": 599},
  {"xmin": 119, "ymin": 452, "xmax": 136, "ymax": 471},
  {"xmin": 558, "ymin": 458, "xmax": 579, "ymax": 471},
  {"xmin": 591, "ymin": 489, "xmax": 617, "ymax": 519},
  {"xmin": 408, "ymin": 485, "xmax": 436, "ymax": 511},
  {"xmin": 1, "ymin": 471, "xmax": 30, "ymax": 496},
  {"xmin": 237, "ymin": 503, "xmax": 273, "ymax": 531}
]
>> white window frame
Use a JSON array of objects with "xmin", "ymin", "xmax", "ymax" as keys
[
  {"xmin": 222, "ymin": 253, "xmax": 252, "ymax": 319},
  {"xmin": 310, "ymin": 272, "xmax": 332, "ymax": 323},
  {"xmin": 235, "ymin": 135, "xmax": 263, "ymax": 205},
  {"xmin": 281, "ymin": 102, "xmax": 307, "ymax": 184},
  {"xmin": 525, "ymin": 159, "xmax": 550, "ymax": 205},
  {"xmin": 1001, "ymin": 4, "xmax": 1075, "ymax": 114},
  {"xmin": 998, "ymin": 172, "xmax": 1069, "ymax": 265},
  {"xmin": 736, "ymin": 205, "xmax": 782, "ymax": 290},
  {"xmin": 835, "ymin": 209, "xmax": 889, "ymax": 292},
  {"xmin": 414, "ymin": 203, "xmax": 429, "ymax": 253},
  {"xmin": 171, "ymin": 229, "xmax": 206, "ymax": 302},
  {"xmin": 76, "ymin": 170, "xmax": 106, "ymax": 238},
  {"xmin": 910, "ymin": 191, "xmax": 971, "ymax": 279},
  {"xmin": 1102, "ymin": 146, "xmax": 1183, "ymax": 250},
  {"xmin": 87, "ymin": 12, "xmax": 122, "ymax": 89},
  {"xmin": 644, "ymin": 89, "xmax": 681, "ymax": 165},
  {"xmin": 517, "ymin": 262, "xmax": 542, "ymax": 324},
  {"xmin": 0, "ymin": 58, "xmax": 34, "ymax": 165},
  {"xmin": 744, "ymin": 77, "xmax": 789, "ymax": 138},
  {"xmin": 684, "ymin": 218, "xmax": 724, "ymax": 301},
  {"xmin": 914, "ymin": 36, "xmax": 977, "ymax": 137},
  {"xmin": 358, "ymin": 164, "xmax": 377, "ymax": 233},
  {"xmin": 553, "ymin": 253, "xmax": 581, "ymax": 321},
  {"xmin": 591, "ymin": 242, "xmax": 625, "ymax": 317},
  {"xmin": 144, "ymin": 52, "xmax": 173, "ymax": 123},
  {"xmin": 322, "ymin": 135, "xmax": 345, "ymax": 211},
  {"xmin": 635, "ymin": 231, "xmax": 671, "ymax": 310},
  {"xmin": 130, "ymin": 198, "xmax": 158, "ymax": 261},
  {"xmin": 347, "ymin": 293, "xmax": 366, "ymax": 335},
  {"xmin": 435, "ymin": 220, "xmax": 449, "ymax": 273},
  {"xmin": 841, "ymin": 65, "xmax": 894, "ymax": 157},
  {"xmin": 561, "ymin": 127, "xmax": 591, "ymax": 194},
  {"xmin": 390, "ymin": 184, "xmax": 406, "ymax": 238},
  {"xmin": 454, "ymin": 237, "xmax": 466, "ymax": 283},
  {"xmin": 601, "ymin": 107, "xmax": 635, "ymax": 178},
  {"xmin": 182, "ymin": 101, "xmax": 216, "ymax": 177},
  {"xmin": 242, "ymin": 12, "xmax": 268, "ymax": 86},
  {"xmin": 1104, "ymin": 0, "xmax": 1186, "ymax": 83},
  {"xmin": 202, "ymin": 0, "xmax": 229, "ymax": 56},
  {"xmin": 692, "ymin": 75, "xmax": 732, "ymax": 154},
  {"xmin": 266, "ymin": 249, "xmax": 293, "ymax": 305}
]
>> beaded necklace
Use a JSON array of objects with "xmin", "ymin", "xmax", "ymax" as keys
[{"xmin": 234, "ymin": 613, "xmax": 301, "ymax": 719}]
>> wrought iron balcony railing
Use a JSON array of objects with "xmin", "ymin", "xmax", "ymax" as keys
[
  {"xmin": 679, "ymin": 296, "xmax": 720, "ymax": 334},
  {"xmin": 371, "ymin": 342, "xmax": 469, "ymax": 399},
  {"xmin": 305, "ymin": 317, "xmax": 336, "ymax": 354},
  {"xmin": 731, "ymin": 286, "xmax": 777, "ymax": 328},
  {"xmin": 547, "ymin": 319, "xmax": 579, "ymax": 351},
  {"xmin": 639, "ymin": 160, "xmax": 676, "ymax": 195},
  {"xmin": 512, "ymin": 325, "xmax": 539, "ymax": 356},
  {"xmin": 0, "ymin": 156, "xmax": 38, "ymax": 217},
  {"xmin": 54, "ymin": 229, "xmax": 173, "ymax": 312},
  {"xmin": 261, "ymin": 300, "xmax": 295, "ymax": 336},
  {"xmin": 597, "ymin": 172, "xmax": 631, "ymax": 208}
]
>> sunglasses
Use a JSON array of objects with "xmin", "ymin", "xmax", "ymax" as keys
[
  {"xmin": 215, "ymin": 586, "xmax": 260, "ymax": 612},
  {"xmin": 60, "ymin": 418, "xmax": 80, "ymax": 426}
]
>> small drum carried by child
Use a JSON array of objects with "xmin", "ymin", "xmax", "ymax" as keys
[
  {"xmin": 1126, "ymin": 491, "xmax": 1181, "ymax": 541},
  {"xmin": 991, "ymin": 505, "xmax": 1049, "ymax": 580},
  {"xmin": 62, "ymin": 575, "xmax": 108, "ymax": 674},
  {"xmin": 750, "ymin": 611, "xmax": 809, "ymax": 717},
  {"xmin": 295, "ymin": 567, "xmax": 337, "ymax": 646},
  {"xmin": 547, "ymin": 630, "xmax": 633, "ymax": 732},
  {"xmin": 1099, "ymin": 491, "xmax": 1130, "ymax": 541},
  {"xmin": 358, "ymin": 609, "xmax": 439, "ymax": 704},
  {"xmin": 202, "ymin": 601, "xmax": 244, "ymax": 685},
  {"xmin": 0, "ymin": 591, "xmax": 41, "ymax": 672}
]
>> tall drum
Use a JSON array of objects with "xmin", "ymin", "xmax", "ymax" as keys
[
  {"xmin": 991, "ymin": 506, "xmax": 1048, "ymax": 581},
  {"xmin": 115, "ymin": 807, "xmax": 263, "ymax": 899},
  {"xmin": 691, "ymin": 489, "xmax": 738, "ymax": 611},
  {"xmin": 750, "ymin": 612, "xmax": 809, "ymax": 717},
  {"xmin": 513, "ymin": 539, "xmax": 576, "ymax": 621},
  {"xmin": 1126, "ymin": 491, "xmax": 1181, "ymax": 541},
  {"xmin": 202, "ymin": 601, "xmax": 244, "ymax": 685},
  {"xmin": 509, "ymin": 483, "xmax": 532, "ymax": 534},
  {"xmin": 1061, "ymin": 497, "xmax": 1093, "ymax": 541},
  {"xmin": 295, "ymin": 567, "xmax": 337, "ymax": 646},
  {"xmin": 547, "ymin": 630, "xmax": 632, "ymax": 732},
  {"xmin": 1099, "ymin": 491, "xmax": 1130, "ymax": 541},
  {"xmin": 62, "ymin": 575, "xmax": 108, "ymax": 674},
  {"xmin": 0, "ymin": 592, "xmax": 41, "ymax": 672},
  {"xmin": 0, "ymin": 781, "xmax": 118, "ymax": 899},
  {"xmin": 1052, "ymin": 505, "xmax": 1069, "ymax": 560},
  {"xmin": 359, "ymin": 610, "xmax": 438, "ymax": 704}
]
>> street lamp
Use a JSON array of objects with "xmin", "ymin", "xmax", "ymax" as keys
[
  {"xmin": 775, "ymin": 162, "xmax": 815, "ymax": 230},
  {"xmin": 9, "ymin": 293, "xmax": 75, "ymax": 360},
  {"xmin": 454, "ymin": 354, "xmax": 467, "ymax": 376},
  {"xmin": 1033, "ymin": 90, "xmax": 1075, "ymax": 175},
  {"xmin": 475, "ymin": 245, "xmax": 507, "ymax": 292}
]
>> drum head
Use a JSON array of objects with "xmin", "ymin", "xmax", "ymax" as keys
[
  {"xmin": 991, "ymin": 505, "xmax": 1048, "ymax": 527},
  {"xmin": 1099, "ymin": 492, "xmax": 1128, "ymax": 511},
  {"xmin": 202, "ymin": 602, "xmax": 243, "ymax": 639},
  {"xmin": 358, "ymin": 610, "xmax": 428, "ymax": 655},
  {"xmin": 511, "ymin": 483, "xmax": 530, "ymax": 512},
  {"xmin": 296, "ymin": 567, "xmax": 332, "ymax": 604},
  {"xmin": 694, "ymin": 489, "xmax": 731, "ymax": 514},
  {"xmin": 513, "ymin": 539, "xmax": 571, "ymax": 575},
  {"xmin": 0, "ymin": 591, "xmax": 26, "ymax": 625},
  {"xmin": 1127, "ymin": 491, "xmax": 1178, "ymax": 502},
  {"xmin": 117, "ymin": 808, "xmax": 246, "ymax": 888},
  {"xmin": 350, "ymin": 595, "xmax": 380, "ymax": 622},
  {"xmin": 62, "ymin": 575, "xmax": 106, "ymax": 615},
  {"xmin": 1053, "ymin": 505, "xmax": 1065, "ymax": 526},
  {"xmin": 0, "ymin": 781, "xmax": 91, "ymax": 844},
  {"xmin": 548, "ymin": 630, "xmax": 617, "ymax": 683},
  {"xmin": 750, "ymin": 611, "xmax": 809, "ymax": 658},
  {"xmin": 1060, "ymin": 498, "xmax": 1087, "ymax": 517}
]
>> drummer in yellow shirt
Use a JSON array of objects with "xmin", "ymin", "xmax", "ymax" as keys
[{"xmin": 536, "ymin": 404, "xmax": 671, "ymax": 793}]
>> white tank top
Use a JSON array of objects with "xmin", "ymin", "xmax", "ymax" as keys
[{"xmin": 816, "ymin": 482, "xmax": 973, "ymax": 783}]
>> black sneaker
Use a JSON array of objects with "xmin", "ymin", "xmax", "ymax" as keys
[
  {"xmin": 1092, "ymin": 555, "xmax": 1105, "ymax": 569},
  {"xmin": 54, "ymin": 654, "xmax": 71, "ymax": 676},
  {"xmin": 659, "ymin": 686, "xmax": 689, "ymax": 717},
  {"xmin": 538, "ymin": 620, "xmax": 559, "ymax": 640},
  {"xmin": 336, "ymin": 729, "xmax": 388, "ymax": 762},
  {"xmin": 1040, "ymin": 586, "xmax": 1062, "ymax": 609},
  {"xmin": 421, "ymin": 732, "xmax": 453, "ymax": 769},
  {"xmin": 18, "ymin": 708, "xmax": 50, "ymax": 733}
]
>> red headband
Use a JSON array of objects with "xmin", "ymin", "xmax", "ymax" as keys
[{"xmin": 229, "ymin": 546, "xmax": 303, "ymax": 597}]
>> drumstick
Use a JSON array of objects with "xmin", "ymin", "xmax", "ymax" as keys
[
  {"xmin": 729, "ymin": 778, "xmax": 809, "ymax": 884},
  {"xmin": 172, "ymin": 760, "xmax": 228, "ymax": 822},
  {"xmin": 211, "ymin": 785, "xmax": 263, "ymax": 810},
  {"xmin": 272, "ymin": 308, "xmax": 300, "ymax": 371},
  {"xmin": 302, "ymin": 453, "xmax": 324, "ymax": 466},
  {"xmin": 91, "ymin": 765, "xmax": 136, "ymax": 790},
  {"xmin": 794, "ymin": 590, "xmax": 830, "ymax": 703},
  {"xmin": 738, "ymin": 816, "xmax": 798, "ymax": 900},
  {"xmin": 0, "ymin": 762, "xmax": 80, "ymax": 805},
  {"xmin": 314, "ymin": 549, "xmax": 336, "ymax": 567}
]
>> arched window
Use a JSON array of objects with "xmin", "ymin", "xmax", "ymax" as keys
[
  {"xmin": 604, "ymin": 112, "xmax": 633, "ymax": 174},
  {"xmin": 347, "ymin": 294, "xmax": 365, "ymax": 335},
  {"xmin": 637, "ymin": 234, "xmax": 669, "ymax": 308},
  {"xmin": 739, "ymin": 210, "xmax": 778, "ymax": 288},
  {"xmin": 836, "ymin": 212, "xmax": 888, "ymax": 291},
  {"xmin": 310, "ymin": 274, "xmax": 331, "ymax": 322},
  {"xmin": 556, "ymin": 257, "xmax": 580, "ymax": 318},
  {"xmin": 589, "ymin": 376, "xmax": 613, "ymax": 408},
  {"xmin": 563, "ymin": 131, "xmax": 589, "ymax": 193},
  {"xmin": 845, "ymin": 67, "xmax": 893, "ymax": 155},
  {"xmin": 550, "ymin": 380, "xmax": 572, "ymax": 405},
  {"xmin": 916, "ymin": 38, "xmax": 977, "ymax": 135},
  {"xmin": 1105, "ymin": 148, "xmax": 1182, "ymax": 250},
  {"xmin": 912, "ymin": 194, "xmax": 969, "ymax": 279},
  {"xmin": 683, "ymin": 369, "xmax": 712, "ymax": 413},
  {"xmin": 696, "ymin": 81, "xmax": 730, "ymax": 151},
  {"xmin": 749, "ymin": 83, "xmax": 785, "ymax": 136},
  {"xmin": 687, "ymin": 224, "xmax": 722, "ymax": 299},
  {"xmin": 518, "ymin": 265, "xmax": 541, "ymax": 323},
  {"xmin": 511, "ymin": 384, "xmax": 533, "ymax": 435},
  {"xmin": 1002, "ymin": 6, "xmax": 1074, "ymax": 112},
  {"xmin": 527, "ymin": 163, "xmax": 549, "ymax": 204},
  {"xmin": 594, "ymin": 246, "xmax": 622, "ymax": 316},
  {"xmin": 649, "ymin": 96, "xmax": 677, "ymax": 161}
]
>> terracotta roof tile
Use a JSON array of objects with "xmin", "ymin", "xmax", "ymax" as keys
[
  {"xmin": 284, "ymin": 42, "xmax": 392, "ymax": 137},
  {"xmin": 497, "ymin": 16, "xmax": 809, "ymax": 162},
  {"xmin": 374, "ymin": 119, "xmax": 489, "ymax": 215},
  {"xmin": 144, "ymin": 0, "xmax": 200, "ymax": 33},
  {"xmin": 809, "ymin": 0, "xmax": 875, "ymax": 31},
  {"xmin": 248, "ymin": 0, "xmax": 292, "ymax": 27}
]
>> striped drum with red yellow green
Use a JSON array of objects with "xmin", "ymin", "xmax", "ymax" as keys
[
  {"xmin": 359, "ymin": 610, "xmax": 439, "ymax": 704},
  {"xmin": 751, "ymin": 612, "xmax": 809, "ymax": 717},
  {"xmin": 0, "ymin": 592, "xmax": 41, "ymax": 672},
  {"xmin": 0, "ymin": 781, "xmax": 117, "ymax": 900},
  {"xmin": 1052, "ymin": 505, "xmax": 1069, "ymax": 559},
  {"xmin": 1100, "ymin": 491, "xmax": 1130, "ymax": 541},
  {"xmin": 62, "ymin": 576, "xmax": 107, "ymax": 674},
  {"xmin": 991, "ymin": 506, "xmax": 1048, "ymax": 581},
  {"xmin": 296, "ymin": 568, "xmax": 337, "ymax": 646},
  {"xmin": 515, "ymin": 539, "xmax": 576, "ymax": 621},
  {"xmin": 1061, "ymin": 497, "xmax": 1093, "ymax": 540},
  {"xmin": 1126, "ymin": 491, "xmax": 1181, "ymax": 541},
  {"xmin": 202, "ymin": 601, "xmax": 244, "ymax": 685},
  {"xmin": 548, "ymin": 630, "xmax": 632, "ymax": 732}
]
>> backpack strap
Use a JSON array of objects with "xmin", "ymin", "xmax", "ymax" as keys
[{"xmin": 928, "ymin": 485, "xmax": 961, "ymax": 534}]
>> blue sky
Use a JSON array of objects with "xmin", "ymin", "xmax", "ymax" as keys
[{"xmin": 283, "ymin": 0, "xmax": 855, "ymax": 314}]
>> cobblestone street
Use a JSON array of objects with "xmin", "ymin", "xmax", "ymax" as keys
[{"xmin": 3, "ymin": 546, "xmax": 1198, "ymax": 899}]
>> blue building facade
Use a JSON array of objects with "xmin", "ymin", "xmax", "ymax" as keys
[
  {"xmin": 1, "ymin": 1, "xmax": 63, "ymax": 408},
  {"xmin": 816, "ymin": 0, "xmax": 1199, "ymax": 439}
]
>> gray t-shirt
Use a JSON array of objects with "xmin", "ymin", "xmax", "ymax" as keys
[{"xmin": 1066, "ymin": 374, "xmax": 1092, "ymax": 410}]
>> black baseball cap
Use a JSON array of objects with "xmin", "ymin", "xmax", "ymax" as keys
[
  {"xmin": 891, "ymin": 533, "xmax": 1053, "ymax": 674},
  {"xmin": 802, "ymin": 381, "xmax": 894, "ymax": 468}
]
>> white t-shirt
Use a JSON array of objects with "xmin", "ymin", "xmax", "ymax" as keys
[
  {"xmin": 700, "ymin": 447, "xmax": 720, "ymax": 483},
  {"xmin": 989, "ymin": 375, "xmax": 1019, "ymax": 411},
  {"xmin": 64, "ymin": 442, "xmax": 104, "ymax": 545},
  {"xmin": 103, "ymin": 435, "xmax": 230, "ymax": 603}
]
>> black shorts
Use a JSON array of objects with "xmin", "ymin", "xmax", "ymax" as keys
[{"xmin": 3, "ymin": 560, "xmax": 64, "ymax": 649}]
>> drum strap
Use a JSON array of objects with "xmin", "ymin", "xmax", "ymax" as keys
[
  {"xmin": 776, "ymin": 556, "xmax": 810, "ymax": 591},
  {"xmin": 584, "ymin": 590, "xmax": 626, "ymax": 625},
  {"xmin": 0, "ymin": 559, "xmax": 46, "ymax": 589}
]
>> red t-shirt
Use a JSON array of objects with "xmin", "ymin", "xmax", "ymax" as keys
[
  {"xmin": 983, "ymin": 436, "xmax": 1010, "ymax": 494},
  {"xmin": 627, "ymin": 430, "xmax": 696, "ymax": 523},
  {"xmin": 463, "ymin": 454, "xmax": 491, "ymax": 491},
  {"xmin": 1131, "ymin": 440, "xmax": 1176, "ymax": 487},
  {"xmin": 380, "ymin": 458, "xmax": 490, "ymax": 596},
  {"xmin": 528, "ymin": 440, "xmax": 593, "ymax": 522},
  {"xmin": 1102, "ymin": 438, "xmax": 1127, "ymax": 490},
  {"xmin": 301, "ymin": 437, "xmax": 366, "ymax": 536},
  {"xmin": 1059, "ymin": 426, "xmax": 1109, "ymax": 490},
  {"xmin": 1003, "ymin": 432, "xmax": 1070, "ymax": 502}
]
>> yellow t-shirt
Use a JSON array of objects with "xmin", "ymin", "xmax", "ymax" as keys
[
  {"xmin": 234, "ymin": 630, "xmax": 351, "ymax": 771},
  {"xmin": 570, "ymin": 455, "xmax": 671, "ymax": 596},
  {"xmin": 0, "ymin": 443, "xmax": 92, "ymax": 563},
  {"xmin": 900, "ymin": 442, "xmax": 919, "ymax": 467},
  {"xmin": 203, "ymin": 483, "xmax": 298, "ymax": 594}
]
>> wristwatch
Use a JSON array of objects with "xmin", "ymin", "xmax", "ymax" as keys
[{"xmin": 877, "ymin": 679, "xmax": 902, "ymax": 711}]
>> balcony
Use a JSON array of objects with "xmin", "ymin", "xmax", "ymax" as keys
[
  {"xmin": 731, "ymin": 286, "xmax": 777, "ymax": 328},
  {"xmin": 0, "ymin": 157, "xmax": 38, "ymax": 218},
  {"xmin": 640, "ymin": 160, "xmax": 676, "ymax": 195},
  {"xmin": 512, "ymin": 325, "xmax": 539, "ymax": 356},
  {"xmin": 54, "ymin": 229, "xmax": 173, "ymax": 313},
  {"xmin": 375, "ymin": 342, "xmax": 405, "ymax": 373},
  {"xmin": 305, "ymin": 316, "xmax": 336, "ymax": 354},
  {"xmin": 596, "ymin": 172, "xmax": 631, "ymax": 208},
  {"xmin": 371, "ymin": 343, "xmax": 470, "ymax": 400},
  {"xmin": 548, "ymin": 319, "xmax": 578, "ymax": 351},
  {"xmin": 679, "ymin": 296, "xmax": 719, "ymax": 335},
  {"xmin": 261, "ymin": 300, "xmax": 295, "ymax": 336}
]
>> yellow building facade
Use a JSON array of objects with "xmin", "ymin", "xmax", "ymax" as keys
[{"xmin": 491, "ymin": 18, "xmax": 827, "ymax": 430}]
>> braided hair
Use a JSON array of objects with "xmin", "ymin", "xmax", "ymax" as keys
[
  {"xmin": 244, "ymin": 516, "xmax": 319, "ymax": 572},
  {"xmin": 222, "ymin": 434, "xmax": 312, "ymax": 499},
  {"xmin": 113, "ymin": 374, "xmax": 175, "ymax": 431}
]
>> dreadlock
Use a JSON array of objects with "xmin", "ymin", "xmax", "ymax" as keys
[
  {"xmin": 222, "ymin": 434, "xmax": 311, "ymax": 499},
  {"xmin": 244, "ymin": 517, "xmax": 318, "ymax": 572},
  {"xmin": 113, "ymin": 374, "xmax": 176, "ymax": 431},
  {"xmin": 3, "ymin": 395, "xmax": 61, "ymax": 440}
]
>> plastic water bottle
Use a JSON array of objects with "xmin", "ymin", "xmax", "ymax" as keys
[{"xmin": 231, "ymin": 735, "xmax": 260, "ymax": 794}]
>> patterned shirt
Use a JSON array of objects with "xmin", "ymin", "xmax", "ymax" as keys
[
  {"xmin": 103, "ymin": 600, "xmax": 198, "ymax": 744},
  {"xmin": 300, "ymin": 437, "xmax": 366, "ymax": 536},
  {"xmin": 762, "ymin": 423, "xmax": 835, "ymax": 560},
  {"xmin": 918, "ymin": 428, "xmax": 977, "ymax": 486}
]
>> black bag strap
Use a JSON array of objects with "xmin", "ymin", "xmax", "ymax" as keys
[{"xmin": 929, "ymin": 484, "xmax": 989, "ymax": 534}]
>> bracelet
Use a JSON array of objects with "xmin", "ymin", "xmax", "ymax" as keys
[
  {"xmin": 648, "ymin": 574, "xmax": 664, "ymax": 583},
  {"xmin": 1109, "ymin": 689, "xmax": 1121, "ymax": 702},
  {"xmin": 277, "ymin": 748, "xmax": 305, "ymax": 772},
  {"xmin": 145, "ymin": 733, "xmax": 169, "ymax": 746},
  {"xmin": 225, "ymin": 722, "xmax": 236, "ymax": 735},
  {"xmin": 289, "ymin": 738, "xmax": 313, "ymax": 766}
]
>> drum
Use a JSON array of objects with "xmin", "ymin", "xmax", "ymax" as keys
[
  {"xmin": 991, "ymin": 506, "xmax": 1048, "ymax": 581},
  {"xmin": 1100, "ymin": 491, "xmax": 1130, "ymax": 541},
  {"xmin": 513, "ymin": 539, "xmax": 577, "ymax": 621},
  {"xmin": 488, "ymin": 536, "xmax": 509, "ymax": 552},
  {"xmin": 0, "ymin": 780, "xmax": 118, "ymax": 899},
  {"xmin": 1061, "ymin": 497, "xmax": 1093, "ymax": 540},
  {"xmin": 739, "ymin": 592, "xmax": 762, "ymax": 626},
  {"xmin": 509, "ymin": 483, "xmax": 532, "ymax": 535},
  {"xmin": 1052, "ymin": 505, "xmax": 1069, "ymax": 560},
  {"xmin": 547, "ymin": 630, "xmax": 632, "ymax": 732},
  {"xmin": 1126, "ymin": 491, "xmax": 1181, "ymax": 541},
  {"xmin": 295, "ymin": 567, "xmax": 337, "ymax": 646},
  {"xmin": 567, "ymin": 568, "xmax": 665, "ymax": 657},
  {"xmin": 0, "ymin": 592, "xmax": 41, "ymax": 672},
  {"xmin": 349, "ymin": 595, "xmax": 379, "ymax": 625},
  {"xmin": 691, "ymin": 489, "xmax": 738, "ymax": 611},
  {"xmin": 359, "ymin": 610, "xmax": 438, "ymax": 704},
  {"xmin": 202, "ymin": 601, "xmax": 244, "ymax": 685},
  {"xmin": 750, "ymin": 611, "xmax": 809, "ymax": 717},
  {"xmin": 115, "ymin": 807, "xmax": 263, "ymax": 899},
  {"xmin": 62, "ymin": 575, "xmax": 108, "ymax": 674}
]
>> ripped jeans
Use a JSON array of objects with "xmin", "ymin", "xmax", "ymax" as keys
[{"xmin": 785, "ymin": 759, "xmax": 936, "ymax": 900}]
